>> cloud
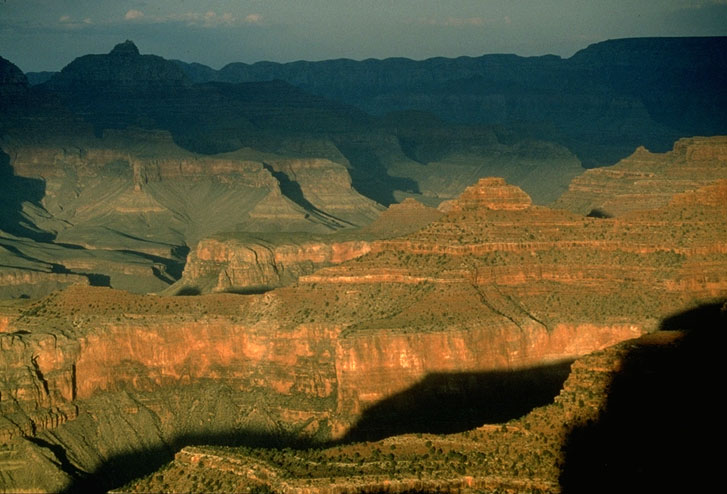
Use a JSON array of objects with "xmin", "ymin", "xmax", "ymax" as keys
[
  {"xmin": 245, "ymin": 14, "xmax": 263, "ymax": 24},
  {"xmin": 125, "ymin": 9, "xmax": 144, "ymax": 21},
  {"xmin": 133, "ymin": 10, "xmax": 264, "ymax": 28},
  {"xmin": 417, "ymin": 16, "xmax": 498, "ymax": 28},
  {"xmin": 58, "ymin": 14, "xmax": 93, "ymax": 28}
]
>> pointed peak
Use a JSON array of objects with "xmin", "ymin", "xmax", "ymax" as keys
[
  {"xmin": 110, "ymin": 40, "xmax": 140, "ymax": 56},
  {"xmin": 438, "ymin": 177, "xmax": 533, "ymax": 213}
]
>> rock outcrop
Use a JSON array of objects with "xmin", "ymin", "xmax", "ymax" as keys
[
  {"xmin": 0, "ymin": 128, "xmax": 384, "ymax": 296},
  {"xmin": 176, "ymin": 198, "xmax": 440, "ymax": 294},
  {"xmin": 178, "ymin": 234, "xmax": 373, "ymax": 293},
  {"xmin": 1, "ymin": 169, "xmax": 726, "ymax": 492},
  {"xmin": 554, "ymin": 136, "xmax": 727, "ymax": 216},
  {"xmin": 438, "ymin": 177, "xmax": 532, "ymax": 212},
  {"xmin": 121, "ymin": 311, "xmax": 726, "ymax": 494}
]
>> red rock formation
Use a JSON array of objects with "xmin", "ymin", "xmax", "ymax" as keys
[
  {"xmin": 177, "ymin": 198, "xmax": 440, "ymax": 294},
  {"xmin": 438, "ymin": 177, "xmax": 532, "ymax": 212},
  {"xmin": 333, "ymin": 322, "xmax": 641, "ymax": 433},
  {"xmin": 180, "ymin": 235, "xmax": 373, "ymax": 293},
  {"xmin": 554, "ymin": 136, "xmax": 727, "ymax": 216},
  {"xmin": 2, "ymin": 166, "xmax": 726, "ymax": 492}
]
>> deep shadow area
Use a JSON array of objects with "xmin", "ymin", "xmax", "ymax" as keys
[
  {"xmin": 174, "ymin": 286, "xmax": 201, "ymax": 296},
  {"xmin": 262, "ymin": 162, "xmax": 320, "ymax": 213},
  {"xmin": 119, "ymin": 249, "xmax": 187, "ymax": 282},
  {"xmin": 85, "ymin": 273, "xmax": 112, "ymax": 287},
  {"xmin": 341, "ymin": 361, "xmax": 573, "ymax": 443},
  {"xmin": 61, "ymin": 429, "xmax": 320, "ymax": 494},
  {"xmin": 223, "ymin": 285, "xmax": 274, "ymax": 295},
  {"xmin": 261, "ymin": 162, "xmax": 355, "ymax": 227},
  {"xmin": 0, "ymin": 149, "xmax": 53, "ymax": 241},
  {"xmin": 49, "ymin": 361, "xmax": 573, "ymax": 493},
  {"xmin": 560, "ymin": 300, "xmax": 727, "ymax": 494},
  {"xmin": 332, "ymin": 139, "xmax": 420, "ymax": 206},
  {"xmin": 586, "ymin": 208, "xmax": 612, "ymax": 219}
]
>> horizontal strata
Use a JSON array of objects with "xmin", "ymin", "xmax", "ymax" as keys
[
  {"xmin": 554, "ymin": 136, "xmax": 727, "ymax": 216},
  {"xmin": 1, "ymin": 143, "xmax": 727, "ymax": 491}
]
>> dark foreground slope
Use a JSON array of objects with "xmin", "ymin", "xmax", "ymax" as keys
[{"xmin": 119, "ymin": 303, "xmax": 725, "ymax": 494}]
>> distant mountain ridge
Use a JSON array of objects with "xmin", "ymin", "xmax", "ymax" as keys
[
  {"xmin": 45, "ymin": 39, "xmax": 188, "ymax": 89},
  {"xmin": 22, "ymin": 37, "xmax": 727, "ymax": 166},
  {"xmin": 6, "ymin": 42, "xmax": 585, "ymax": 208},
  {"xmin": 1, "ymin": 38, "xmax": 724, "ymax": 298},
  {"xmin": 169, "ymin": 36, "xmax": 727, "ymax": 167}
]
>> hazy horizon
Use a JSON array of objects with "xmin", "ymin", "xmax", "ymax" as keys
[{"xmin": 2, "ymin": 0, "xmax": 727, "ymax": 72}]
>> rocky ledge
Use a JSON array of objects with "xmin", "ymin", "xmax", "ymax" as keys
[
  {"xmin": 1, "ymin": 168, "xmax": 726, "ymax": 492},
  {"xmin": 554, "ymin": 136, "xmax": 727, "ymax": 216}
]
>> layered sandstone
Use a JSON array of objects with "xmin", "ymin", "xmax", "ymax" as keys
[
  {"xmin": 263, "ymin": 158, "xmax": 383, "ymax": 226},
  {"xmin": 178, "ymin": 234, "xmax": 373, "ymax": 293},
  {"xmin": 3, "ymin": 133, "xmax": 382, "ymax": 243},
  {"xmin": 177, "ymin": 198, "xmax": 439, "ymax": 294},
  {"xmin": 0, "ymin": 129, "xmax": 383, "ymax": 297},
  {"xmin": 438, "ymin": 177, "xmax": 532, "ymax": 212},
  {"xmin": 1, "ymin": 173, "xmax": 726, "ymax": 492},
  {"xmin": 554, "ymin": 136, "xmax": 727, "ymax": 216},
  {"xmin": 120, "ymin": 318, "xmax": 726, "ymax": 494}
]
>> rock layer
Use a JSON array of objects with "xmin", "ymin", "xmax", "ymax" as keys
[
  {"xmin": 177, "ymin": 198, "xmax": 442, "ymax": 294},
  {"xmin": 1, "ymin": 166, "xmax": 726, "ymax": 491},
  {"xmin": 554, "ymin": 136, "xmax": 727, "ymax": 216},
  {"xmin": 0, "ymin": 129, "xmax": 383, "ymax": 296}
]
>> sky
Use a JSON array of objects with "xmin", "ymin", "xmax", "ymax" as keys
[{"xmin": 1, "ymin": 0, "xmax": 726, "ymax": 72}]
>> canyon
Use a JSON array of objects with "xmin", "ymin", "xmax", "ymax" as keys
[
  {"xmin": 166, "ymin": 36, "xmax": 727, "ymax": 167},
  {"xmin": 1, "ymin": 37, "xmax": 726, "ymax": 493},
  {"xmin": 1, "ymin": 149, "xmax": 726, "ymax": 491},
  {"xmin": 1, "ymin": 44, "xmax": 589, "ymax": 299},
  {"xmin": 119, "ymin": 306, "xmax": 726, "ymax": 494}
]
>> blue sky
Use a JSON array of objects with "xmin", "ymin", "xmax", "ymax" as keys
[{"xmin": 2, "ymin": 0, "xmax": 726, "ymax": 72}]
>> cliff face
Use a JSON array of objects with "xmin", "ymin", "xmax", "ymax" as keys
[
  {"xmin": 333, "ymin": 322, "xmax": 641, "ymax": 427},
  {"xmin": 177, "ymin": 198, "xmax": 441, "ymax": 294},
  {"xmin": 119, "ymin": 316, "xmax": 727, "ymax": 494},
  {"xmin": 180, "ymin": 236, "xmax": 373, "ymax": 293},
  {"xmin": 6, "ymin": 139, "xmax": 382, "ymax": 242},
  {"xmin": 0, "ymin": 284, "xmax": 642, "ymax": 472},
  {"xmin": 2, "ymin": 153, "xmax": 727, "ymax": 491},
  {"xmin": 438, "ymin": 177, "xmax": 532, "ymax": 212},
  {"xmin": 0, "ymin": 128, "xmax": 383, "ymax": 296},
  {"xmin": 554, "ymin": 136, "xmax": 727, "ymax": 216}
]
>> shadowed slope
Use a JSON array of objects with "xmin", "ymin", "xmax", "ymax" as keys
[
  {"xmin": 0, "ymin": 150, "xmax": 51, "ymax": 241},
  {"xmin": 560, "ymin": 301, "xmax": 727, "ymax": 494},
  {"xmin": 341, "ymin": 362, "xmax": 572, "ymax": 442}
]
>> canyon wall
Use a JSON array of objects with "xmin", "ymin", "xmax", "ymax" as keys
[
  {"xmin": 177, "ymin": 198, "xmax": 441, "ymax": 294},
  {"xmin": 180, "ymin": 236, "xmax": 373, "ymax": 293},
  {"xmin": 2, "ymin": 145, "xmax": 727, "ymax": 491},
  {"xmin": 554, "ymin": 136, "xmax": 727, "ymax": 216},
  {"xmin": 0, "ymin": 129, "xmax": 384, "ymax": 297}
]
